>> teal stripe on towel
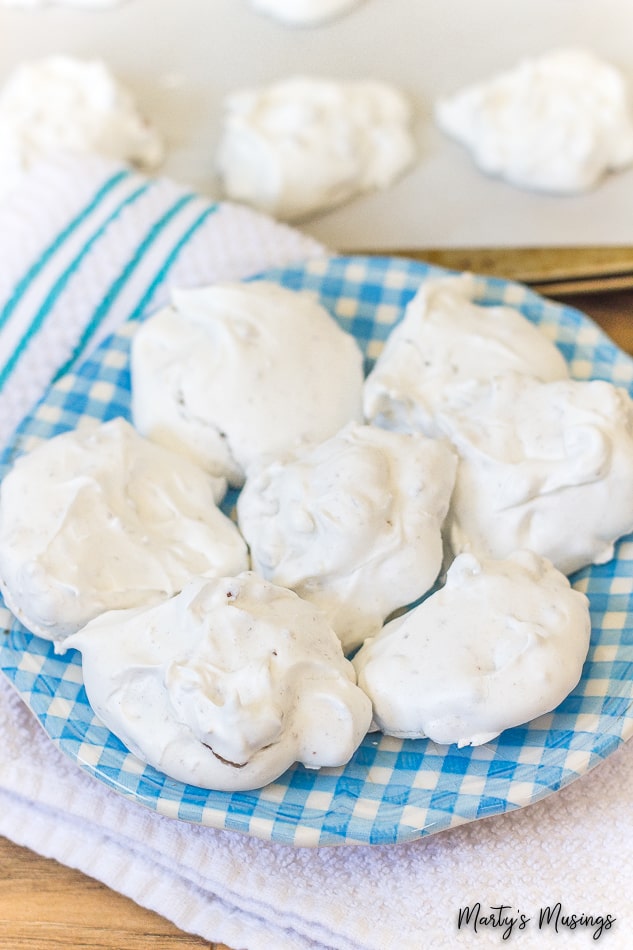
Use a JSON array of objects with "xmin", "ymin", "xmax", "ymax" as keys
[
  {"xmin": 0, "ymin": 179, "xmax": 153, "ymax": 391},
  {"xmin": 52, "ymin": 192, "xmax": 202, "ymax": 380},
  {"xmin": 0, "ymin": 169, "xmax": 131, "ymax": 335},
  {"xmin": 127, "ymin": 202, "xmax": 220, "ymax": 324}
]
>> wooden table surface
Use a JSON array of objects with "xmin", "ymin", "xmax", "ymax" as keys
[{"xmin": 1, "ymin": 284, "xmax": 632, "ymax": 950}]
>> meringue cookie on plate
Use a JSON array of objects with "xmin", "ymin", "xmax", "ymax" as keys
[
  {"xmin": 363, "ymin": 273, "xmax": 568, "ymax": 437},
  {"xmin": 441, "ymin": 373, "xmax": 633, "ymax": 575},
  {"xmin": 216, "ymin": 76, "xmax": 416, "ymax": 221},
  {"xmin": 353, "ymin": 550, "xmax": 591, "ymax": 747},
  {"xmin": 131, "ymin": 281, "xmax": 364, "ymax": 487},
  {"xmin": 65, "ymin": 572, "xmax": 373, "ymax": 791},
  {"xmin": 237, "ymin": 422, "xmax": 457, "ymax": 652},
  {"xmin": 0, "ymin": 418, "xmax": 247, "ymax": 646}
]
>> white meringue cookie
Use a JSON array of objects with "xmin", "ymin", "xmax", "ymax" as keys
[
  {"xmin": 0, "ymin": 56, "xmax": 163, "ymax": 203},
  {"xmin": 65, "ymin": 572, "xmax": 373, "ymax": 791},
  {"xmin": 131, "ymin": 281, "xmax": 364, "ymax": 487},
  {"xmin": 353, "ymin": 550, "xmax": 591, "ymax": 747},
  {"xmin": 216, "ymin": 76, "xmax": 416, "ymax": 221},
  {"xmin": 250, "ymin": 0, "xmax": 363, "ymax": 26},
  {"xmin": 363, "ymin": 273, "xmax": 569, "ymax": 437},
  {"xmin": 436, "ymin": 48, "xmax": 633, "ymax": 194},
  {"xmin": 0, "ymin": 418, "xmax": 247, "ymax": 646},
  {"xmin": 237, "ymin": 422, "xmax": 457, "ymax": 652},
  {"xmin": 441, "ymin": 373, "xmax": 633, "ymax": 575}
]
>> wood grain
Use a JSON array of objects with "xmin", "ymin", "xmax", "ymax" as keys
[
  {"xmin": 1, "ymin": 281, "xmax": 632, "ymax": 950},
  {"xmin": 0, "ymin": 836, "xmax": 228, "ymax": 949},
  {"xmin": 560, "ymin": 289, "xmax": 633, "ymax": 355}
]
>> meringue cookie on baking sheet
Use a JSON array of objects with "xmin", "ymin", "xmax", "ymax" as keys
[
  {"xmin": 237, "ymin": 422, "xmax": 457, "ymax": 652},
  {"xmin": 441, "ymin": 373, "xmax": 633, "ymax": 575},
  {"xmin": 250, "ymin": 0, "xmax": 363, "ymax": 26},
  {"xmin": 0, "ymin": 55, "xmax": 162, "ymax": 202},
  {"xmin": 0, "ymin": 418, "xmax": 247, "ymax": 646},
  {"xmin": 435, "ymin": 48, "xmax": 633, "ymax": 194},
  {"xmin": 65, "ymin": 572, "xmax": 373, "ymax": 791},
  {"xmin": 363, "ymin": 273, "xmax": 569, "ymax": 437},
  {"xmin": 353, "ymin": 550, "xmax": 591, "ymax": 747},
  {"xmin": 131, "ymin": 281, "xmax": 364, "ymax": 487},
  {"xmin": 216, "ymin": 76, "xmax": 416, "ymax": 221}
]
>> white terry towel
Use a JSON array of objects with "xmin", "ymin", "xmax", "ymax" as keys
[{"xmin": 0, "ymin": 154, "xmax": 632, "ymax": 950}]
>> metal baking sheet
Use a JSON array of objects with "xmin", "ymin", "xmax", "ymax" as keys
[{"xmin": 1, "ymin": 0, "xmax": 633, "ymax": 250}]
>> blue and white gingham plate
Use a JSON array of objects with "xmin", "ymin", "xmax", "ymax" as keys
[{"xmin": 1, "ymin": 255, "xmax": 633, "ymax": 847}]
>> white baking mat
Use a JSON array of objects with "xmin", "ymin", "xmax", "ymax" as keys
[{"xmin": 1, "ymin": 0, "xmax": 633, "ymax": 249}]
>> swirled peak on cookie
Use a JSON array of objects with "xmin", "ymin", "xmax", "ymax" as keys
[
  {"xmin": 439, "ymin": 373, "xmax": 633, "ymax": 575},
  {"xmin": 353, "ymin": 550, "xmax": 591, "ymax": 747},
  {"xmin": 65, "ymin": 572, "xmax": 373, "ymax": 791},
  {"xmin": 131, "ymin": 281, "xmax": 364, "ymax": 487},
  {"xmin": 0, "ymin": 418, "xmax": 247, "ymax": 646},
  {"xmin": 363, "ymin": 273, "xmax": 568, "ymax": 436},
  {"xmin": 238, "ymin": 422, "xmax": 457, "ymax": 652}
]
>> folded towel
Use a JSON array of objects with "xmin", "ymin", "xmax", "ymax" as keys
[{"xmin": 0, "ymin": 155, "xmax": 631, "ymax": 950}]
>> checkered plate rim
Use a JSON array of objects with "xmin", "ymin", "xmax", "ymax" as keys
[{"xmin": 1, "ymin": 254, "xmax": 632, "ymax": 847}]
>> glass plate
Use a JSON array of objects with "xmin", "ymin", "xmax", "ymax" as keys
[{"xmin": 1, "ymin": 255, "xmax": 633, "ymax": 847}]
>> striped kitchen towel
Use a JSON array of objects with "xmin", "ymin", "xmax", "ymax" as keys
[{"xmin": 0, "ymin": 151, "xmax": 325, "ymax": 446}]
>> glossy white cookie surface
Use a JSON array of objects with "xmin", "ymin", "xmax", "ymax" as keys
[
  {"xmin": 441, "ymin": 373, "xmax": 633, "ymax": 574},
  {"xmin": 436, "ymin": 49, "xmax": 633, "ymax": 194},
  {"xmin": 65, "ymin": 572, "xmax": 373, "ymax": 791},
  {"xmin": 216, "ymin": 76, "xmax": 415, "ymax": 221},
  {"xmin": 353, "ymin": 550, "xmax": 591, "ymax": 746},
  {"xmin": 238, "ymin": 422, "xmax": 457, "ymax": 651},
  {"xmin": 0, "ymin": 55, "xmax": 162, "ymax": 202},
  {"xmin": 0, "ymin": 418, "xmax": 247, "ymax": 645},
  {"xmin": 131, "ymin": 281, "xmax": 364, "ymax": 486},
  {"xmin": 364, "ymin": 273, "xmax": 568, "ymax": 436}
]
